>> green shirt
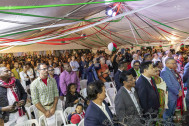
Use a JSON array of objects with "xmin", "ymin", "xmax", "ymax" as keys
[
  {"xmin": 134, "ymin": 69, "xmax": 141, "ymax": 77},
  {"xmin": 30, "ymin": 77, "xmax": 59, "ymax": 106}
]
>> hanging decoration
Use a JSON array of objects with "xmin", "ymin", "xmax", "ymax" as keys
[
  {"xmin": 180, "ymin": 43, "xmax": 184, "ymax": 48},
  {"xmin": 159, "ymin": 45, "xmax": 162, "ymax": 49},
  {"xmin": 81, "ymin": 34, "xmax": 87, "ymax": 39},
  {"xmin": 170, "ymin": 45, "xmax": 173, "ymax": 48},
  {"xmin": 108, "ymin": 42, "xmax": 117, "ymax": 51},
  {"xmin": 0, "ymin": 0, "xmax": 138, "ymax": 10}
]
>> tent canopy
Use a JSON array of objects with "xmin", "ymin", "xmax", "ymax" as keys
[{"xmin": 0, "ymin": 0, "xmax": 189, "ymax": 53}]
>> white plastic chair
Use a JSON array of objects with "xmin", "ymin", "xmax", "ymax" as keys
[
  {"xmin": 106, "ymin": 88, "xmax": 116, "ymax": 107},
  {"xmin": 78, "ymin": 119, "xmax": 84, "ymax": 126},
  {"xmin": 57, "ymin": 99, "xmax": 63, "ymax": 110},
  {"xmin": 55, "ymin": 110, "xmax": 67, "ymax": 126},
  {"xmin": 39, "ymin": 115, "xmax": 48, "ymax": 126},
  {"xmin": 80, "ymin": 80, "xmax": 87, "ymax": 90},
  {"xmin": 15, "ymin": 119, "xmax": 39, "ymax": 126},
  {"xmin": 106, "ymin": 88, "xmax": 117, "ymax": 114},
  {"xmin": 28, "ymin": 105, "xmax": 39, "ymax": 120},
  {"xmin": 80, "ymin": 88, "xmax": 87, "ymax": 99},
  {"xmin": 63, "ymin": 107, "xmax": 75, "ymax": 124}
]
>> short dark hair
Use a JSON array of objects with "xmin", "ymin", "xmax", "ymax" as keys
[
  {"xmin": 133, "ymin": 60, "xmax": 140, "ymax": 65},
  {"xmin": 143, "ymin": 53, "xmax": 151, "ymax": 61},
  {"xmin": 87, "ymin": 80, "xmax": 104, "ymax": 100},
  {"xmin": 140, "ymin": 61, "xmax": 153, "ymax": 73},
  {"xmin": 67, "ymin": 83, "xmax": 76, "ymax": 94},
  {"xmin": 76, "ymin": 104, "xmax": 83, "ymax": 110},
  {"xmin": 153, "ymin": 61, "xmax": 161, "ymax": 67},
  {"xmin": 118, "ymin": 61, "xmax": 127, "ymax": 68},
  {"xmin": 119, "ymin": 72, "xmax": 133, "ymax": 84},
  {"xmin": 37, "ymin": 63, "xmax": 47, "ymax": 70}
]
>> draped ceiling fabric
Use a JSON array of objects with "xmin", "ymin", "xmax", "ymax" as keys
[{"xmin": 0, "ymin": 0, "xmax": 189, "ymax": 53}]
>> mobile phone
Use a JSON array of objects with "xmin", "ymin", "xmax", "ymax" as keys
[{"xmin": 12, "ymin": 101, "xmax": 18, "ymax": 107}]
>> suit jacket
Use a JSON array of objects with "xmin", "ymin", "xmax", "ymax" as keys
[
  {"xmin": 183, "ymin": 62, "xmax": 189, "ymax": 88},
  {"xmin": 128, "ymin": 68, "xmax": 137, "ymax": 78},
  {"xmin": 160, "ymin": 66, "xmax": 180, "ymax": 101},
  {"xmin": 135, "ymin": 75, "xmax": 160, "ymax": 115},
  {"xmin": 114, "ymin": 70, "xmax": 122, "ymax": 91},
  {"xmin": 84, "ymin": 100, "xmax": 114, "ymax": 126},
  {"xmin": 115, "ymin": 86, "xmax": 142, "ymax": 125}
]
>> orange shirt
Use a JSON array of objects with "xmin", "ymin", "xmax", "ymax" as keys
[{"xmin": 98, "ymin": 64, "xmax": 109, "ymax": 82}]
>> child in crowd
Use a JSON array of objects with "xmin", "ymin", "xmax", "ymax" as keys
[
  {"xmin": 68, "ymin": 104, "xmax": 85, "ymax": 125},
  {"xmin": 65, "ymin": 83, "xmax": 85, "ymax": 108}
]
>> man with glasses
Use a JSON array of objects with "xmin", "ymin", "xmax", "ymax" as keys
[
  {"xmin": 160, "ymin": 58, "xmax": 181, "ymax": 122},
  {"xmin": 115, "ymin": 72, "xmax": 143, "ymax": 125},
  {"xmin": 30, "ymin": 63, "xmax": 59, "ymax": 119},
  {"xmin": 48, "ymin": 66, "xmax": 63, "ymax": 99},
  {"xmin": 128, "ymin": 60, "xmax": 141, "ymax": 79}
]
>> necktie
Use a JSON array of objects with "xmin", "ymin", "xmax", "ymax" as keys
[{"xmin": 151, "ymin": 79, "xmax": 156, "ymax": 91}]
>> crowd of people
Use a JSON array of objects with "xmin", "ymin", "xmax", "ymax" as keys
[{"xmin": 0, "ymin": 48, "xmax": 189, "ymax": 126}]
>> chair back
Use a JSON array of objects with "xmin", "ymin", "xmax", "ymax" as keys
[
  {"xmin": 78, "ymin": 119, "xmax": 84, "ymax": 126},
  {"xmin": 80, "ymin": 80, "xmax": 87, "ymax": 90},
  {"xmin": 63, "ymin": 107, "xmax": 75, "ymax": 123},
  {"xmin": 15, "ymin": 119, "xmax": 39, "ymax": 126}
]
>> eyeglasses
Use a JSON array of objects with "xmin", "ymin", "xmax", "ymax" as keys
[
  {"xmin": 48, "ymin": 69, "xmax": 54, "ymax": 71},
  {"xmin": 3, "ymin": 70, "xmax": 10, "ymax": 73},
  {"xmin": 39, "ymin": 68, "xmax": 48, "ymax": 71},
  {"xmin": 134, "ymin": 65, "xmax": 140, "ymax": 66}
]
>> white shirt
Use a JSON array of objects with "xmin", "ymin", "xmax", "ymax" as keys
[
  {"xmin": 93, "ymin": 102, "xmax": 112, "ymax": 122},
  {"xmin": 124, "ymin": 87, "xmax": 141, "ymax": 114},
  {"xmin": 54, "ymin": 67, "xmax": 61, "ymax": 75},
  {"xmin": 70, "ymin": 61, "xmax": 79, "ymax": 71},
  {"xmin": 142, "ymin": 74, "xmax": 152, "ymax": 86},
  {"xmin": 152, "ymin": 58, "xmax": 161, "ymax": 64},
  {"xmin": 19, "ymin": 71, "xmax": 30, "ymax": 90}
]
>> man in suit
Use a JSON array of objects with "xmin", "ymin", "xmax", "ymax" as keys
[
  {"xmin": 85, "ymin": 80, "xmax": 114, "ymax": 126},
  {"xmin": 160, "ymin": 58, "xmax": 182, "ymax": 121},
  {"xmin": 114, "ymin": 61, "xmax": 127, "ymax": 91},
  {"xmin": 183, "ymin": 61, "xmax": 189, "ymax": 109},
  {"xmin": 115, "ymin": 72, "xmax": 143, "ymax": 125},
  {"xmin": 135, "ymin": 61, "xmax": 160, "ymax": 118},
  {"xmin": 128, "ymin": 60, "xmax": 141, "ymax": 79}
]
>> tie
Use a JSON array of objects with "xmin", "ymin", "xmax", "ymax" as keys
[{"xmin": 151, "ymin": 79, "xmax": 156, "ymax": 91}]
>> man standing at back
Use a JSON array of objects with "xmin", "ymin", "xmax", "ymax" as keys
[
  {"xmin": 160, "ymin": 58, "xmax": 181, "ymax": 121},
  {"xmin": 135, "ymin": 61, "xmax": 160, "ymax": 118},
  {"xmin": 30, "ymin": 63, "xmax": 59, "ymax": 119}
]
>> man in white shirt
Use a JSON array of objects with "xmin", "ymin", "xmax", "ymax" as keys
[
  {"xmin": 162, "ymin": 50, "xmax": 172, "ymax": 67},
  {"xmin": 84, "ymin": 80, "xmax": 114, "ymax": 126},
  {"xmin": 115, "ymin": 72, "xmax": 143, "ymax": 125}
]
